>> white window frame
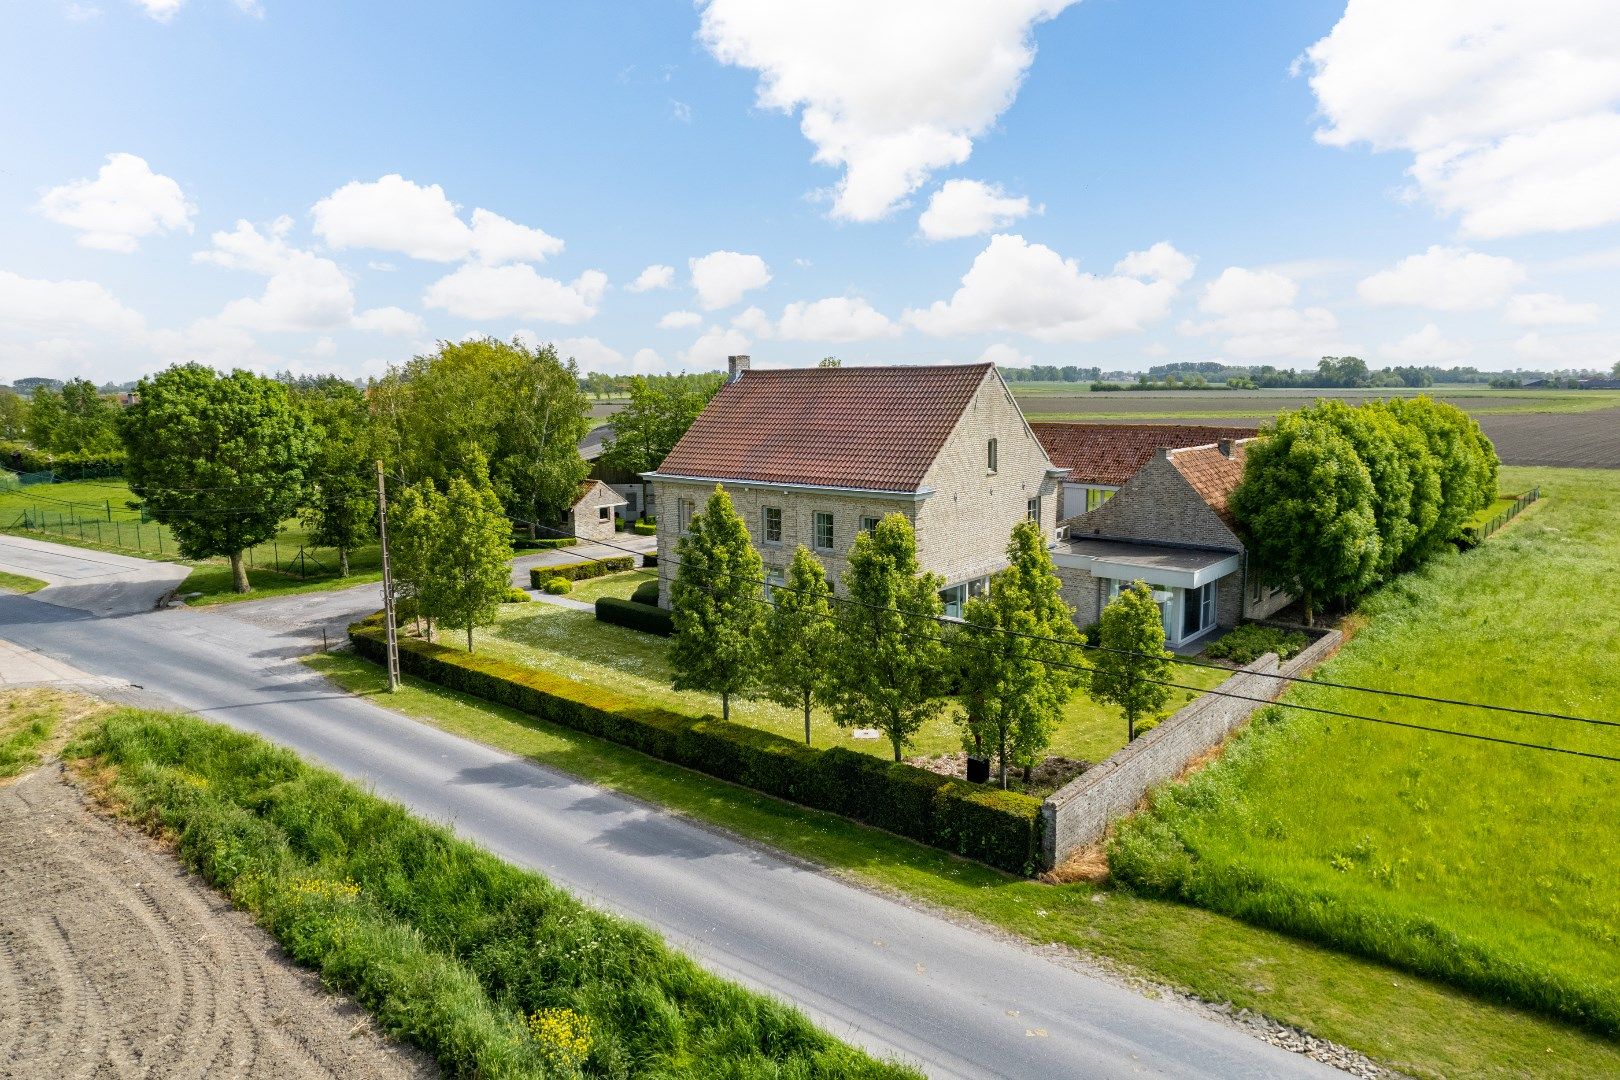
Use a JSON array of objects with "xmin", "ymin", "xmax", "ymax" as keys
[
  {"xmin": 987, "ymin": 437, "xmax": 999, "ymax": 474},
  {"xmin": 1027, "ymin": 496, "xmax": 1040, "ymax": 521},
  {"xmin": 860, "ymin": 515, "xmax": 880, "ymax": 534},
  {"xmin": 678, "ymin": 498, "xmax": 695, "ymax": 533},
  {"xmin": 598, "ymin": 505, "xmax": 612, "ymax": 522},
  {"xmin": 813, "ymin": 511, "xmax": 835, "ymax": 552},
  {"xmin": 763, "ymin": 505, "xmax": 783, "ymax": 544}
]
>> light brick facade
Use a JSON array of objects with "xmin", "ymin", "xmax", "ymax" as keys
[
  {"xmin": 652, "ymin": 367, "xmax": 1061, "ymax": 606},
  {"xmin": 567, "ymin": 480, "xmax": 626, "ymax": 542}
]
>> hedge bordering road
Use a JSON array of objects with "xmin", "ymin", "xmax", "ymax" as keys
[{"xmin": 350, "ymin": 615, "xmax": 1043, "ymax": 874}]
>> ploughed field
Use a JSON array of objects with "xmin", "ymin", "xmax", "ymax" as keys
[
  {"xmin": 1014, "ymin": 396, "xmax": 1620, "ymax": 469},
  {"xmin": 1108, "ymin": 467, "xmax": 1620, "ymax": 1036}
]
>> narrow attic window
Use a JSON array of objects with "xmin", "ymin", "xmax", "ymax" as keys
[{"xmin": 987, "ymin": 437, "xmax": 998, "ymax": 474}]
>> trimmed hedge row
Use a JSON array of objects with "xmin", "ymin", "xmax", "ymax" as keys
[
  {"xmin": 0, "ymin": 439, "xmax": 124, "ymax": 479},
  {"xmin": 350, "ymin": 618, "xmax": 1042, "ymax": 873},
  {"xmin": 630, "ymin": 579, "xmax": 660, "ymax": 605},
  {"xmin": 529, "ymin": 556, "xmax": 635, "ymax": 587},
  {"xmin": 595, "ymin": 596, "xmax": 673, "ymax": 636},
  {"xmin": 511, "ymin": 536, "xmax": 577, "ymax": 550},
  {"xmin": 631, "ymin": 520, "xmax": 657, "ymax": 536}
]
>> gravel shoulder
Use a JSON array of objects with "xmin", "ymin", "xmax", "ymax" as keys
[{"xmin": 0, "ymin": 762, "xmax": 436, "ymax": 1080}]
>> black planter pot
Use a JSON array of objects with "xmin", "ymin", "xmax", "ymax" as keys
[{"xmin": 965, "ymin": 756, "xmax": 991, "ymax": 784}]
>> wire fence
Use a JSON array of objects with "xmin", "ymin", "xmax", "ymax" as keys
[
  {"xmin": 6, "ymin": 508, "xmax": 346, "ymax": 579},
  {"xmin": 1464, "ymin": 486, "xmax": 1541, "ymax": 546}
]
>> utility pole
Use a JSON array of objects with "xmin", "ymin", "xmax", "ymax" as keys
[{"xmin": 376, "ymin": 460, "xmax": 401, "ymax": 692}]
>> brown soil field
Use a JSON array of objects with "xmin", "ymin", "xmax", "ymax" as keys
[
  {"xmin": 0, "ymin": 764, "xmax": 435, "ymax": 1080},
  {"xmin": 1021, "ymin": 408, "xmax": 1620, "ymax": 469}
]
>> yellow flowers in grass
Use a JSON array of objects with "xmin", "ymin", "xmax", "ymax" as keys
[
  {"xmin": 529, "ymin": 1007, "xmax": 592, "ymax": 1068},
  {"xmin": 289, "ymin": 877, "xmax": 361, "ymax": 902}
]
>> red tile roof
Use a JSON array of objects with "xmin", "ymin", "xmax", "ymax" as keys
[
  {"xmin": 1031, "ymin": 422, "xmax": 1257, "ymax": 486},
  {"xmin": 1167, "ymin": 440, "xmax": 1253, "ymax": 525},
  {"xmin": 653, "ymin": 363, "xmax": 994, "ymax": 492}
]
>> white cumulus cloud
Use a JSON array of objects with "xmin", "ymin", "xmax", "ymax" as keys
[
  {"xmin": 197, "ymin": 217, "xmax": 356, "ymax": 332},
  {"xmin": 658, "ymin": 310, "xmax": 703, "ymax": 330},
  {"xmin": 1503, "ymin": 292, "xmax": 1601, "ymax": 326},
  {"xmin": 1181, "ymin": 266, "xmax": 1343, "ymax": 359},
  {"xmin": 1301, "ymin": 1, "xmax": 1620, "ymax": 238},
  {"xmin": 351, "ymin": 306, "xmax": 426, "ymax": 336},
  {"xmin": 1381, "ymin": 323, "xmax": 1472, "ymax": 363},
  {"xmin": 134, "ymin": 0, "xmax": 184, "ymax": 20},
  {"xmin": 689, "ymin": 250, "xmax": 771, "ymax": 310},
  {"xmin": 905, "ymin": 234, "xmax": 1194, "ymax": 342},
  {"xmin": 978, "ymin": 342, "xmax": 1034, "ymax": 367},
  {"xmin": 699, "ymin": 0, "xmax": 1075, "ymax": 222},
  {"xmin": 422, "ymin": 264, "xmax": 607, "ymax": 323},
  {"xmin": 0, "ymin": 270, "xmax": 146, "ymax": 337},
  {"xmin": 627, "ymin": 264, "xmax": 675, "ymax": 292},
  {"xmin": 312, "ymin": 175, "xmax": 563, "ymax": 264},
  {"xmin": 680, "ymin": 325, "xmax": 751, "ymax": 368},
  {"xmin": 36, "ymin": 153, "xmax": 195, "ymax": 253},
  {"xmin": 776, "ymin": 296, "xmax": 898, "ymax": 342},
  {"xmin": 918, "ymin": 179, "xmax": 1036, "ymax": 240},
  {"xmin": 1357, "ymin": 246, "xmax": 1526, "ymax": 311}
]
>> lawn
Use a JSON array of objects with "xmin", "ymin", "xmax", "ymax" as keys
[
  {"xmin": 0, "ymin": 569, "xmax": 47, "ymax": 593},
  {"xmin": 1, "ymin": 476, "xmax": 386, "ymax": 604},
  {"xmin": 551, "ymin": 568, "xmax": 645, "ymax": 605},
  {"xmin": 308, "ymin": 647, "xmax": 1620, "ymax": 1078},
  {"xmin": 458, "ymin": 591, "xmax": 1227, "ymax": 772},
  {"xmin": 1110, "ymin": 466, "xmax": 1620, "ymax": 1036},
  {"xmin": 1010, "ymin": 384, "xmax": 1620, "ymax": 420},
  {"xmin": 66, "ymin": 700, "xmax": 914, "ymax": 1079}
]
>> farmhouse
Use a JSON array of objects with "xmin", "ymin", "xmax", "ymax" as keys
[
  {"xmin": 1049, "ymin": 436, "xmax": 1291, "ymax": 647},
  {"xmin": 646, "ymin": 356, "xmax": 1065, "ymax": 611},
  {"xmin": 1032, "ymin": 422, "xmax": 1256, "ymax": 519}
]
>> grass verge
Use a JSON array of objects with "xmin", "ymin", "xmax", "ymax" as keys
[
  {"xmin": 1109, "ymin": 467, "xmax": 1619, "ymax": 1036},
  {"xmin": 66, "ymin": 705, "xmax": 919, "ymax": 1080},
  {"xmin": 307, "ymin": 649, "xmax": 1620, "ymax": 1078},
  {"xmin": 0, "ymin": 569, "xmax": 47, "ymax": 593}
]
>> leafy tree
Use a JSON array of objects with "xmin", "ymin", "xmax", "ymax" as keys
[
  {"xmin": 425, "ymin": 452, "xmax": 514, "ymax": 653},
  {"xmin": 1089, "ymin": 581, "xmax": 1172, "ymax": 742},
  {"xmin": 601, "ymin": 372, "xmax": 724, "ymax": 514},
  {"xmin": 25, "ymin": 385, "xmax": 64, "ymax": 449},
  {"xmin": 0, "ymin": 390, "xmax": 25, "ymax": 441},
  {"xmin": 120, "ymin": 364, "xmax": 315, "ymax": 593},
  {"xmin": 374, "ymin": 337, "xmax": 591, "ymax": 527},
  {"xmin": 295, "ymin": 377, "xmax": 376, "ymax": 575},
  {"xmin": 1612, "ymin": 359, "xmax": 1620, "ymax": 378},
  {"xmin": 1381, "ymin": 396, "xmax": 1497, "ymax": 559},
  {"xmin": 1315, "ymin": 356, "xmax": 1370, "ymax": 388},
  {"xmin": 1231, "ymin": 412, "xmax": 1380, "ymax": 625},
  {"xmin": 818, "ymin": 356, "xmax": 842, "ymax": 368},
  {"xmin": 760, "ymin": 545, "xmax": 836, "ymax": 744},
  {"xmin": 389, "ymin": 481, "xmax": 445, "ymax": 640},
  {"xmin": 953, "ymin": 519, "xmax": 1086, "ymax": 787},
  {"xmin": 50, "ymin": 379, "xmax": 120, "ymax": 453},
  {"xmin": 1299, "ymin": 400, "xmax": 1415, "ymax": 578},
  {"xmin": 669, "ymin": 485, "xmax": 764, "ymax": 722},
  {"xmin": 827, "ymin": 513, "xmax": 946, "ymax": 762}
]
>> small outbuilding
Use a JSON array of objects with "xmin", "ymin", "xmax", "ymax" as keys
[{"xmin": 566, "ymin": 479, "xmax": 627, "ymax": 542}]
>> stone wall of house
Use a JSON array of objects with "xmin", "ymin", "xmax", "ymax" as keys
[
  {"xmin": 568, "ymin": 481, "xmax": 625, "ymax": 542},
  {"xmin": 1064, "ymin": 452, "xmax": 1241, "ymax": 550},
  {"xmin": 913, "ymin": 369, "xmax": 1062, "ymax": 586},
  {"xmin": 651, "ymin": 478, "xmax": 924, "ymax": 606},
  {"xmin": 1039, "ymin": 627, "xmax": 1342, "ymax": 868},
  {"xmin": 1055, "ymin": 564, "xmax": 1103, "ymax": 626}
]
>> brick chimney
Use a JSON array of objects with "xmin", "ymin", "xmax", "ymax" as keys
[
  {"xmin": 727, "ymin": 354, "xmax": 751, "ymax": 383},
  {"xmin": 1218, "ymin": 438, "xmax": 1234, "ymax": 458}
]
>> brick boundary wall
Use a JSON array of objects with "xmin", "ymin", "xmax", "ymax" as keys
[{"xmin": 1040, "ymin": 628, "xmax": 1343, "ymax": 868}]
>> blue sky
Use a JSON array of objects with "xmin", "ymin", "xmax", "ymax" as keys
[{"xmin": 3, "ymin": 0, "xmax": 1618, "ymax": 382}]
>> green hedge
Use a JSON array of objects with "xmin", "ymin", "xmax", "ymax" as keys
[
  {"xmin": 0, "ymin": 439, "xmax": 124, "ymax": 479},
  {"xmin": 350, "ymin": 618, "xmax": 1042, "ymax": 874},
  {"xmin": 631, "ymin": 520, "xmax": 657, "ymax": 536},
  {"xmin": 596, "ymin": 596, "xmax": 674, "ymax": 636},
  {"xmin": 512, "ymin": 536, "xmax": 577, "ymax": 550},
  {"xmin": 529, "ymin": 556, "xmax": 635, "ymax": 587},
  {"xmin": 630, "ymin": 579, "xmax": 661, "ymax": 605}
]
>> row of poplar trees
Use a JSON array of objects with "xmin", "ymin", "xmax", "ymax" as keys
[{"xmin": 668, "ymin": 488, "xmax": 1172, "ymax": 787}]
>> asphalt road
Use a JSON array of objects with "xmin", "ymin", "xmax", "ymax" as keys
[
  {"xmin": 0, "ymin": 544, "xmax": 1345, "ymax": 1079},
  {"xmin": 0, "ymin": 534, "xmax": 189, "ymax": 617}
]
